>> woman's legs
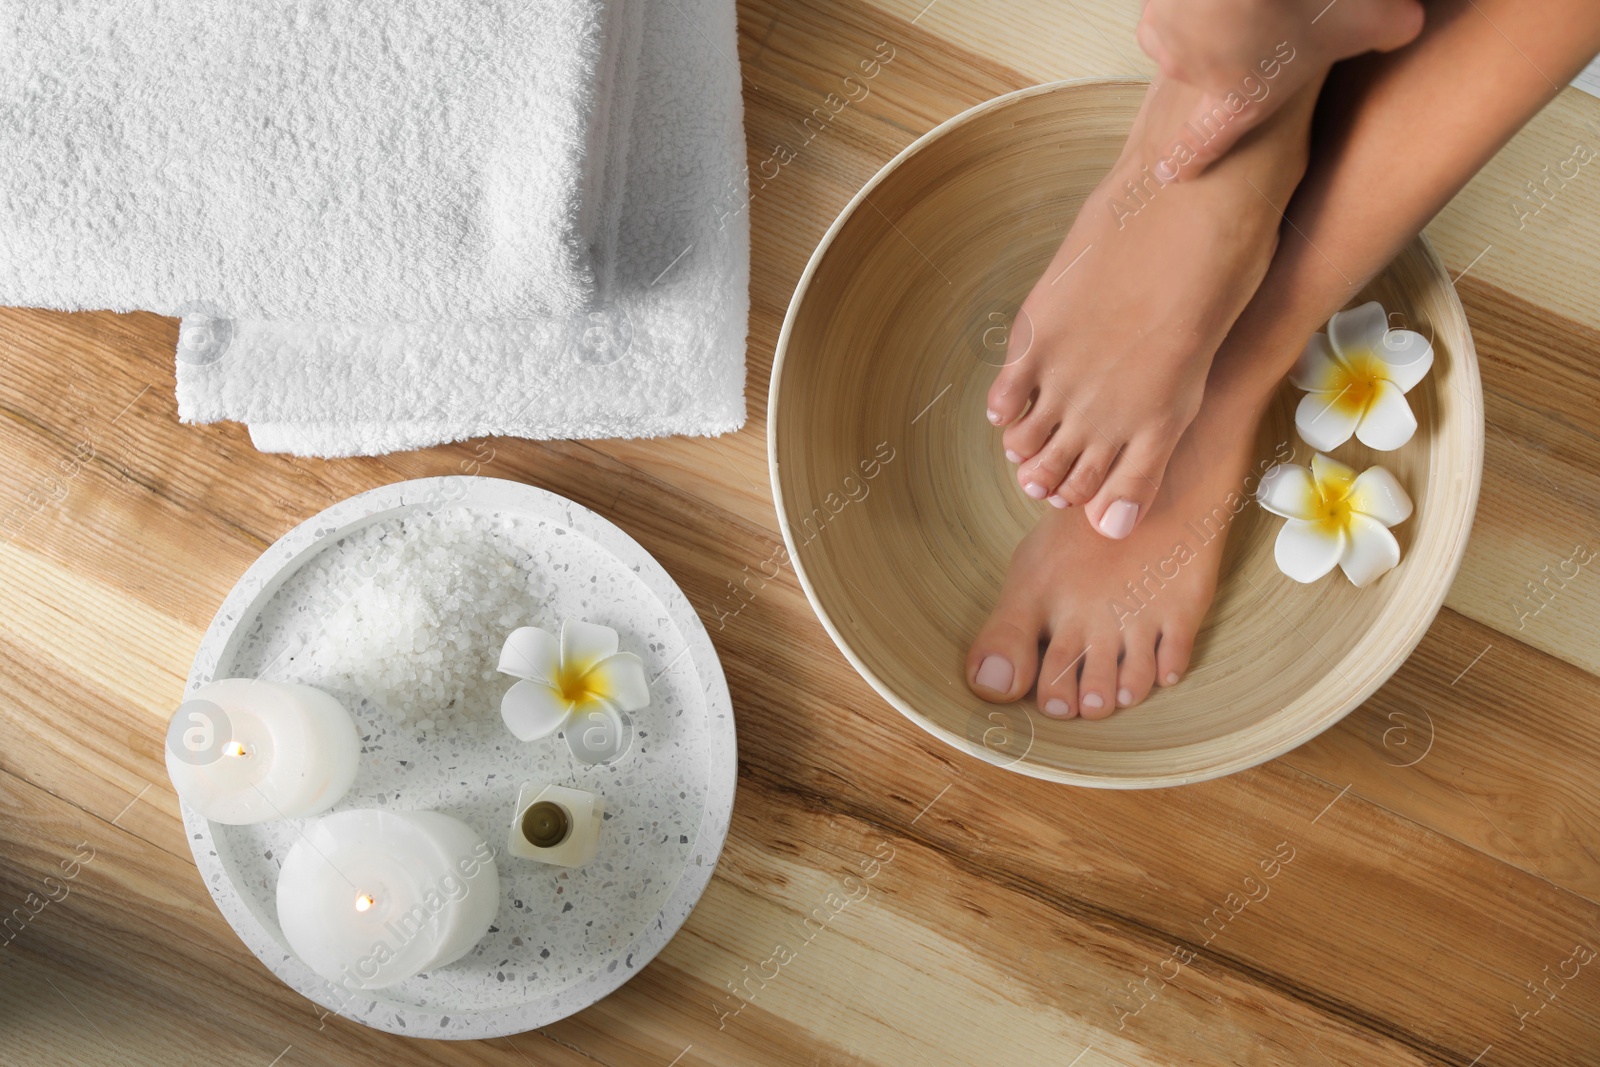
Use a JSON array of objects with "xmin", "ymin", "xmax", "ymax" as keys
[
  {"xmin": 967, "ymin": 0, "xmax": 1600, "ymax": 711},
  {"xmin": 1215, "ymin": 0, "xmax": 1600, "ymax": 405}
]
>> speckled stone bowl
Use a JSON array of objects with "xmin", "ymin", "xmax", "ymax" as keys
[{"xmin": 181, "ymin": 476, "xmax": 736, "ymax": 1038}]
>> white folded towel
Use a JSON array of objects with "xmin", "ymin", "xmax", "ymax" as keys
[
  {"xmin": 0, "ymin": 0, "xmax": 641, "ymax": 320},
  {"xmin": 176, "ymin": 0, "xmax": 749, "ymax": 456}
]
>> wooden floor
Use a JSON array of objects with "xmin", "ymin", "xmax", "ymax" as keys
[{"xmin": 3, "ymin": 1, "xmax": 1599, "ymax": 1064}]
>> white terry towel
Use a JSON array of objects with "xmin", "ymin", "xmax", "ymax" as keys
[
  {"xmin": 0, "ymin": 0, "xmax": 642, "ymax": 320},
  {"xmin": 175, "ymin": 0, "xmax": 749, "ymax": 457}
]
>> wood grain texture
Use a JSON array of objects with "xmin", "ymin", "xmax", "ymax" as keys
[{"xmin": 1, "ymin": 0, "xmax": 1597, "ymax": 1063}]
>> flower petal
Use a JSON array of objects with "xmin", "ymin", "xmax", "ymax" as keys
[
  {"xmin": 1346, "ymin": 466, "xmax": 1413, "ymax": 527},
  {"xmin": 565, "ymin": 699, "xmax": 631, "ymax": 766},
  {"xmin": 498, "ymin": 626, "xmax": 560, "ymax": 683},
  {"xmin": 1354, "ymin": 379, "xmax": 1418, "ymax": 451},
  {"xmin": 1310, "ymin": 452, "xmax": 1358, "ymax": 501},
  {"xmin": 1295, "ymin": 391, "xmax": 1360, "ymax": 451},
  {"xmin": 1328, "ymin": 300, "xmax": 1389, "ymax": 360},
  {"xmin": 1274, "ymin": 519, "xmax": 1345, "ymax": 584},
  {"xmin": 561, "ymin": 619, "xmax": 619, "ymax": 676},
  {"xmin": 501, "ymin": 679, "xmax": 571, "ymax": 741},
  {"xmin": 1256, "ymin": 463, "xmax": 1320, "ymax": 520},
  {"xmin": 584, "ymin": 651, "xmax": 651, "ymax": 712},
  {"xmin": 1288, "ymin": 333, "xmax": 1346, "ymax": 392},
  {"xmin": 1339, "ymin": 514, "xmax": 1402, "ymax": 587},
  {"xmin": 1375, "ymin": 328, "xmax": 1433, "ymax": 393}
]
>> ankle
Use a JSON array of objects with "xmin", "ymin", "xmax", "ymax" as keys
[
  {"xmin": 1122, "ymin": 70, "xmax": 1326, "ymax": 190},
  {"xmin": 1205, "ymin": 298, "xmax": 1317, "ymax": 418}
]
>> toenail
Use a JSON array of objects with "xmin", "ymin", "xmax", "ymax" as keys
[
  {"xmin": 1044, "ymin": 698, "xmax": 1072, "ymax": 717},
  {"xmin": 1117, "ymin": 687, "xmax": 1134, "ymax": 707},
  {"xmin": 1024, "ymin": 482, "xmax": 1047, "ymax": 500},
  {"xmin": 1047, "ymin": 494, "xmax": 1069, "ymax": 509},
  {"xmin": 1081, "ymin": 692, "xmax": 1104, "ymax": 710},
  {"xmin": 1005, "ymin": 449, "xmax": 1022, "ymax": 464},
  {"xmin": 987, "ymin": 408, "xmax": 1003, "ymax": 424},
  {"xmin": 1164, "ymin": 671, "xmax": 1180, "ymax": 685},
  {"xmin": 975, "ymin": 655, "xmax": 1013, "ymax": 694},
  {"xmin": 1099, "ymin": 499, "xmax": 1139, "ymax": 539}
]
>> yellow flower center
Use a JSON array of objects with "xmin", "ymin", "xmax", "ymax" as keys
[
  {"xmin": 1318, "ymin": 497, "xmax": 1351, "ymax": 526},
  {"xmin": 1326, "ymin": 349, "xmax": 1387, "ymax": 417},
  {"xmin": 555, "ymin": 661, "xmax": 612, "ymax": 707},
  {"xmin": 1309, "ymin": 486, "xmax": 1355, "ymax": 536}
]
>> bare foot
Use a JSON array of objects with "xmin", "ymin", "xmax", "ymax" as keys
[
  {"xmin": 1136, "ymin": 0, "xmax": 1424, "ymax": 178},
  {"xmin": 986, "ymin": 75, "xmax": 1315, "ymax": 541},
  {"xmin": 967, "ymin": 332, "xmax": 1279, "ymax": 718}
]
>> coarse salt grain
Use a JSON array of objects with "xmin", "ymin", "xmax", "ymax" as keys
[{"xmin": 294, "ymin": 509, "xmax": 546, "ymax": 728}]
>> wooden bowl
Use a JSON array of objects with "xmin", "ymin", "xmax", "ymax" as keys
[{"xmin": 768, "ymin": 78, "xmax": 1483, "ymax": 788}]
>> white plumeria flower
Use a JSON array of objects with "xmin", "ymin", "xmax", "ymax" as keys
[
  {"xmin": 1291, "ymin": 300, "xmax": 1433, "ymax": 451},
  {"xmin": 1256, "ymin": 453, "xmax": 1414, "ymax": 588},
  {"xmin": 498, "ymin": 620, "xmax": 649, "ymax": 763}
]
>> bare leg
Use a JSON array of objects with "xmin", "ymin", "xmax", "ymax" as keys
[
  {"xmin": 1214, "ymin": 0, "xmax": 1600, "ymax": 409},
  {"xmin": 967, "ymin": 0, "xmax": 1600, "ymax": 713}
]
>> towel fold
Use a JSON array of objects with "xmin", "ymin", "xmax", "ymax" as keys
[
  {"xmin": 0, "ymin": 0, "xmax": 640, "ymax": 320},
  {"xmin": 175, "ymin": 0, "xmax": 750, "ymax": 456}
]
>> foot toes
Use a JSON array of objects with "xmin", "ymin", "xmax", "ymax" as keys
[
  {"xmin": 1156, "ymin": 615, "xmax": 1199, "ymax": 687},
  {"xmin": 1054, "ymin": 442, "xmax": 1119, "ymax": 508},
  {"xmin": 986, "ymin": 362, "xmax": 1034, "ymax": 428},
  {"xmin": 1116, "ymin": 623, "xmax": 1159, "ymax": 708},
  {"xmin": 1085, "ymin": 435, "xmax": 1176, "ymax": 540},
  {"xmin": 967, "ymin": 596, "xmax": 1044, "ymax": 703},
  {"xmin": 1037, "ymin": 629, "xmax": 1087, "ymax": 718},
  {"xmin": 1018, "ymin": 430, "xmax": 1086, "ymax": 502},
  {"xmin": 1000, "ymin": 396, "xmax": 1055, "ymax": 466},
  {"xmin": 1076, "ymin": 628, "xmax": 1121, "ymax": 720}
]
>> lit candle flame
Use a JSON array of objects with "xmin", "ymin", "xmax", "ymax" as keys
[
  {"xmin": 354, "ymin": 893, "xmax": 374, "ymax": 913},
  {"xmin": 222, "ymin": 740, "xmax": 248, "ymax": 758}
]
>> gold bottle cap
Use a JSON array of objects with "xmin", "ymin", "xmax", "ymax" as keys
[{"xmin": 520, "ymin": 800, "xmax": 571, "ymax": 848}]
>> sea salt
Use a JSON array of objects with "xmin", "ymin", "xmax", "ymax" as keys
[{"xmin": 286, "ymin": 508, "xmax": 545, "ymax": 729}]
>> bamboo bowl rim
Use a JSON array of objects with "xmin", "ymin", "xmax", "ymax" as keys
[{"xmin": 768, "ymin": 77, "xmax": 1484, "ymax": 788}]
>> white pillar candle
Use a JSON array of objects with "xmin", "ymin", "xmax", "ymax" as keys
[
  {"xmin": 165, "ymin": 678, "xmax": 360, "ymax": 825},
  {"xmin": 276, "ymin": 809, "xmax": 500, "ymax": 991}
]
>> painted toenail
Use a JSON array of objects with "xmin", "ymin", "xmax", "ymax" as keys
[
  {"xmin": 1024, "ymin": 482, "xmax": 1047, "ymax": 500},
  {"xmin": 975, "ymin": 655, "xmax": 1013, "ymax": 694},
  {"xmin": 1005, "ymin": 450, "xmax": 1023, "ymax": 464},
  {"xmin": 1081, "ymin": 692, "xmax": 1104, "ymax": 710},
  {"xmin": 1099, "ymin": 499, "xmax": 1138, "ymax": 539},
  {"xmin": 1165, "ymin": 671, "xmax": 1180, "ymax": 685},
  {"xmin": 1047, "ymin": 495, "xmax": 1069, "ymax": 509},
  {"xmin": 1044, "ymin": 698, "xmax": 1071, "ymax": 717},
  {"xmin": 987, "ymin": 408, "xmax": 1002, "ymax": 424},
  {"xmin": 1117, "ymin": 687, "xmax": 1134, "ymax": 707}
]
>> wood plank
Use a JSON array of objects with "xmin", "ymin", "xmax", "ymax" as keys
[
  {"xmin": 0, "ymin": 947, "xmax": 290, "ymax": 1067},
  {"xmin": 1443, "ymin": 279, "xmax": 1600, "ymax": 675},
  {"xmin": 1287, "ymin": 607, "xmax": 1600, "ymax": 901},
  {"xmin": 0, "ymin": 768, "xmax": 621, "ymax": 1066},
  {"xmin": 0, "ymin": 0, "xmax": 1596, "ymax": 1062},
  {"xmin": 697, "ymin": 602, "xmax": 1600, "ymax": 1063}
]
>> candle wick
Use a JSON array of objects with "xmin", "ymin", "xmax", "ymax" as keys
[
  {"xmin": 355, "ymin": 893, "xmax": 375, "ymax": 913},
  {"xmin": 222, "ymin": 740, "xmax": 248, "ymax": 758}
]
